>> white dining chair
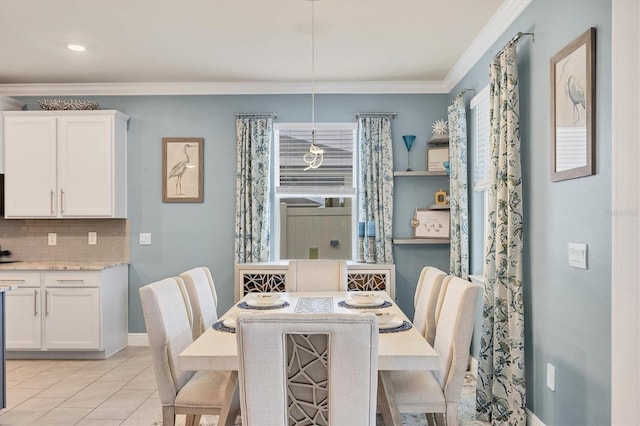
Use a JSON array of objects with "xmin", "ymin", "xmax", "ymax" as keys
[
  {"xmin": 235, "ymin": 312, "xmax": 379, "ymax": 425},
  {"xmin": 140, "ymin": 277, "xmax": 236, "ymax": 426},
  {"xmin": 435, "ymin": 275, "xmax": 455, "ymax": 327},
  {"xmin": 286, "ymin": 259, "xmax": 348, "ymax": 292},
  {"xmin": 387, "ymin": 276, "xmax": 479, "ymax": 426},
  {"xmin": 413, "ymin": 266, "xmax": 447, "ymax": 345},
  {"xmin": 180, "ymin": 266, "xmax": 218, "ymax": 339}
]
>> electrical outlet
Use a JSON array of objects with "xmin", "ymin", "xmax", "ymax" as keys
[
  {"xmin": 139, "ymin": 233, "xmax": 152, "ymax": 245},
  {"xmin": 547, "ymin": 363, "xmax": 556, "ymax": 391},
  {"xmin": 88, "ymin": 232, "xmax": 97, "ymax": 245},
  {"xmin": 48, "ymin": 233, "xmax": 57, "ymax": 246}
]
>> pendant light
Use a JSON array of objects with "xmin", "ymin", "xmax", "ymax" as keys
[{"xmin": 303, "ymin": 0, "xmax": 324, "ymax": 171}]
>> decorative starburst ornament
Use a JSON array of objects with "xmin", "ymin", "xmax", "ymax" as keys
[{"xmin": 432, "ymin": 119, "xmax": 448, "ymax": 136}]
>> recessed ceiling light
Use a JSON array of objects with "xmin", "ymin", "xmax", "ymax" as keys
[{"xmin": 67, "ymin": 44, "xmax": 86, "ymax": 52}]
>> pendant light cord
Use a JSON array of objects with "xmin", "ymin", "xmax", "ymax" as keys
[{"xmin": 311, "ymin": 0, "xmax": 316, "ymax": 140}]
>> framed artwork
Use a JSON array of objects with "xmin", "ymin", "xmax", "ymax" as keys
[
  {"xmin": 426, "ymin": 147, "xmax": 449, "ymax": 172},
  {"xmin": 162, "ymin": 137, "xmax": 204, "ymax": 202},
  {"xmin": 412, "ymin": 209, "xmax": 450, "ymax": 239},
  {"xmin": 550, "ymin": 27, "xmax": 596, "ymax": 182}
]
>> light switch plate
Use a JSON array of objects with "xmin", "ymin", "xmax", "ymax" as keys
[
  {"xmin": 48, "ymin": 233, "xmax": 57, "ymax": 246},
  {"xmin": 88, "ymin": 232, "xmax": 97, "ymax": 245},
  {"xmin": 139, "ymin": 233, "xmax": 152, "ymax": 245},
  {"xmin": 568, "ymin": 243, "xmax": 587, "ymax": 269},
  {"xmin": 547, "ymin": 363, "xmax": 556, "ymax": 391}
]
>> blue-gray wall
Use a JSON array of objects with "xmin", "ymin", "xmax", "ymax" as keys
[
  {"xmin": 17, "ymin": 93, "xmax": 450, "ymax": 329},
  {"xmin": 451, "ymin": 0, "xmax": 611, "ymax": 424},
  {"xmin": 14, "ymin": 1, "xmax": 613, "ymax": 422}
]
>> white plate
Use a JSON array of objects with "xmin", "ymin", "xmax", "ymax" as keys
[
  {"xmin": 222, "ymin": 318, "xmax": 237, "ymax": 328},
  {"xmin": 345, "ymin": 297, "xmax": 385, "ymax": 307},
  {"xmin": 378, "ymin": 318, "xmax": 404, "ymax": 330},
  {"xmin": 245, "ymin": 298, "xmax": 285, "ymax": 307}
]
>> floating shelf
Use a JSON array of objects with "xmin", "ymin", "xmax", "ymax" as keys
[
  {"xmin": 427, "ymin": 135, "xmax": 449, "ymax": 146},
  {"xmin": 393, "ymin": 238, "xmax": 451, "ymax": 245},
  {"xmin": 393, "ymin": 171, "xmax": 448, "ymax": 177},
  {"xmin": 427, "ymin": 204, "xmax": 450, "ymax": 210}
]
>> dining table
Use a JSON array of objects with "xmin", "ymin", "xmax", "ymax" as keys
[{"xmin": 178, "ymin": 290, "xmax": 439, "ymax": 426}]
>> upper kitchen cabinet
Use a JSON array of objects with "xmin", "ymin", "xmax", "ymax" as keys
[
  {"xmin": 3, "ymin": 111, "xmax": 129, "ymax": 218},
  {"xmin": 0, "ymin": 96, "xmax": 26, "ymax": 174}
]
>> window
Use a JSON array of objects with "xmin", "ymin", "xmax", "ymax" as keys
[
  {"xmin": 470, "ymin": 86, "xmax": 490, "ymax": 274},
  {"xmin": 470, "ymin": 85, "xmax": 490, "ymax": 192},
  {"xmin": 273, "ymin": 123, "xmax": 357, "ymax": 260}
]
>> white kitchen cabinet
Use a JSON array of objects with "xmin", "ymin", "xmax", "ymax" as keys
[
  {"xmin": 2, "ymin": 111, "xmax": 129, "ymax": 218},
  {"xmin": 44, "ymin": 287, "xmax": 100, "ymax": 350},
  {"xmin": 0, "ymin": 265, "xmax": 128, "ymax": 359},
  {"xmin": 0, "ymin": 96, "xmax": 26, "ymax": 174},
  {"xmin": 0, "ymin": 272, "xmax": 41, "ymax": 350}
]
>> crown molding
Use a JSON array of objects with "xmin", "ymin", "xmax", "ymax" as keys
[
  {"xmin": 0, "ymin": 1, "xmax": 529, "ymax": 97},
  {"xmin": 443, "ymin": 0, "xmax": 533, "ymax": 92},
  {"xmin": 0, "ymin": 80, "xmax": 448, "ymax": 97}
]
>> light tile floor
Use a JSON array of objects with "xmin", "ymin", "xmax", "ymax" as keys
[
  {"xmin": 0, "ymin": 346, "xmax": 487, "ymax": 426},
  {"xmin": 0, "ymin": 347, "xmax": 162, "ymax": 426}
]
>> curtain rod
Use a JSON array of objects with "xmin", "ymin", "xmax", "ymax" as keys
[
  {"xmin": 356, "ymin": 112, "xmax": 398, "ymax": 118},
  {"xmin": 496, "ymin": 31, "xmax": 535, "ymax": 57},
  {"xmin": 458, "ymin": 88, "xmax": 476, "ymax": 97},
  {"xmin": 234, "ymin": 113, "xmax": 277, "ymax": 118}
]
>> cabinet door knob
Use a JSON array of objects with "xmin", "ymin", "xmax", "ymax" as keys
[
  {"xmin": 50, "ymin": 190, "xmax": 55, "ymax": 215},
  {"xmin": 34, "ymin": 289, "xmax": 38, "ymax": 316},
  {"xmin": 60, "ymin": 189, "xmax": 65, "ymax": 214}
]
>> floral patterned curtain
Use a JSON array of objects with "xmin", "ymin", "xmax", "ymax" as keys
[
  {"xmin": 447, "ymin": 94, "xmax": 469, "ymax": 279},
  {"xmin": 234, "ymin": 116, "xmax": 273, "ymax": 263},
  {"xmin": 476, "ymin": 44, "xmax": 526, "ymax": 425},
  {"xmin": 358, "ymin": 116, "xmax": 394, "ymax": 263}
]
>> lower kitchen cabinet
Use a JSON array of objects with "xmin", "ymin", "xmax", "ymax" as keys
[
  {"xmin": 0, "ymin": 265, "xmax": 128, "ymax": 359},
  {"xmin": 44, "ymin": 287, "xmax": 100, "ymax": 350}
]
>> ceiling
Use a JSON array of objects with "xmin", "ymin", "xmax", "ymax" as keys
[{"xmin": 0, "ymin": 0, "xmax": 530, "ymax": 95}]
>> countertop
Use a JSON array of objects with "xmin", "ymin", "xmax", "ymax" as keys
[
  {"xmin": 0, "ymin": 285, "xmax": 16, "ymax": 292},
  {"xmin": 0, "ymin": 262, "xmax": 129, "ymax": 271}
]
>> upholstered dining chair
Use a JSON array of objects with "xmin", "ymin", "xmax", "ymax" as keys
[
  {"xmin": 435, "ymin": 274, "xmax": 454, "ymax": 327},
  {"xmin": 286, "ymin": 259, "xmax": 348, "ymax": 292},
  {"xmin": 236, "ymin": 312, "xmax": 379, "ymax": 426},
  {"xmin": 412, "ymin": 266, "xmax": 447, "ymax": 345},
  {"xmin": 387, "ymin": 277, "xmax": 479, "ymax": 426},
  {"xmin": 180, "ymin": 266, "xmax": 218, "ymax": 339},
  {"xmin": 140, "ymin": 277, "xmax": 236, "ymax": 426}
]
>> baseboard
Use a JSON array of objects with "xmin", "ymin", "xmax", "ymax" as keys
[
  {"xmin": 527, "ymin": 408, "xmax": 545, "ymax": 426},
  {"xmin": 128, "ymin": 333, "xmax": 149, "ymax": 346}
]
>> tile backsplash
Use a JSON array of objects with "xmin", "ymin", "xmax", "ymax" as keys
[{"xmin": 0, "ymin": 219, "xmax": 129, "ymax": 262}]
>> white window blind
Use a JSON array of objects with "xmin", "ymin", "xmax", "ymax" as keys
[
  {"xmin": 470, "ymin": 85, "xmax": 490, "ymax": 191},
  {"xmin": 274, "ymin": 123, "xmax": 356, "ymax": 196}
]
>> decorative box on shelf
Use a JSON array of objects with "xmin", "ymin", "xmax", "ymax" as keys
[
  {"xmin": 426, "ymin": 133, "xmax": 449, "ymax": 173},
  {"xmin": 412, "ymin": 208, "xmax": 450, "ymax": 239}
]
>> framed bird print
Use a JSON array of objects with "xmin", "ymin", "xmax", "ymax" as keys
[
  {"xmin": 550, "ymin": 27, "xmax": 596, "ymax": 182},
  {"xmin": 162, "ymin": 137, "xmax": 204, "ymax": 202}
]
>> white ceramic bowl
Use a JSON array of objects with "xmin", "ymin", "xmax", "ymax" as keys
[
  {"xmin": 349, "ymin": 292, "xmax": 380, "ymax": 304},
  {"xmin": 248, "ymin": 293, "xmax": 282, "ymax": 305},
  {"xmin": 369, "ymin": 310, "xmax": 395, "ymax": 326}
]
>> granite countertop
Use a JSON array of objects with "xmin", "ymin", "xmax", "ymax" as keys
[{"xmin": 0, "ymin": 262, "xmax": 129, "ymax": 271}]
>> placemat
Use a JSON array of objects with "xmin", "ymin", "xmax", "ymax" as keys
[
  {"xmin": 237, "ymin": 301, "xmax": 290, "ymax": 310},
  {"xmin": 337, "ymin": 300, "xmax": 392, "ymax": 310},
  {"xmin": 379, "ymin": 321, "xmax": 413, "ymax": 334},
  {"xmin": 212, "ymin": 320, "xmax": 235, "ymax": 333}
]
